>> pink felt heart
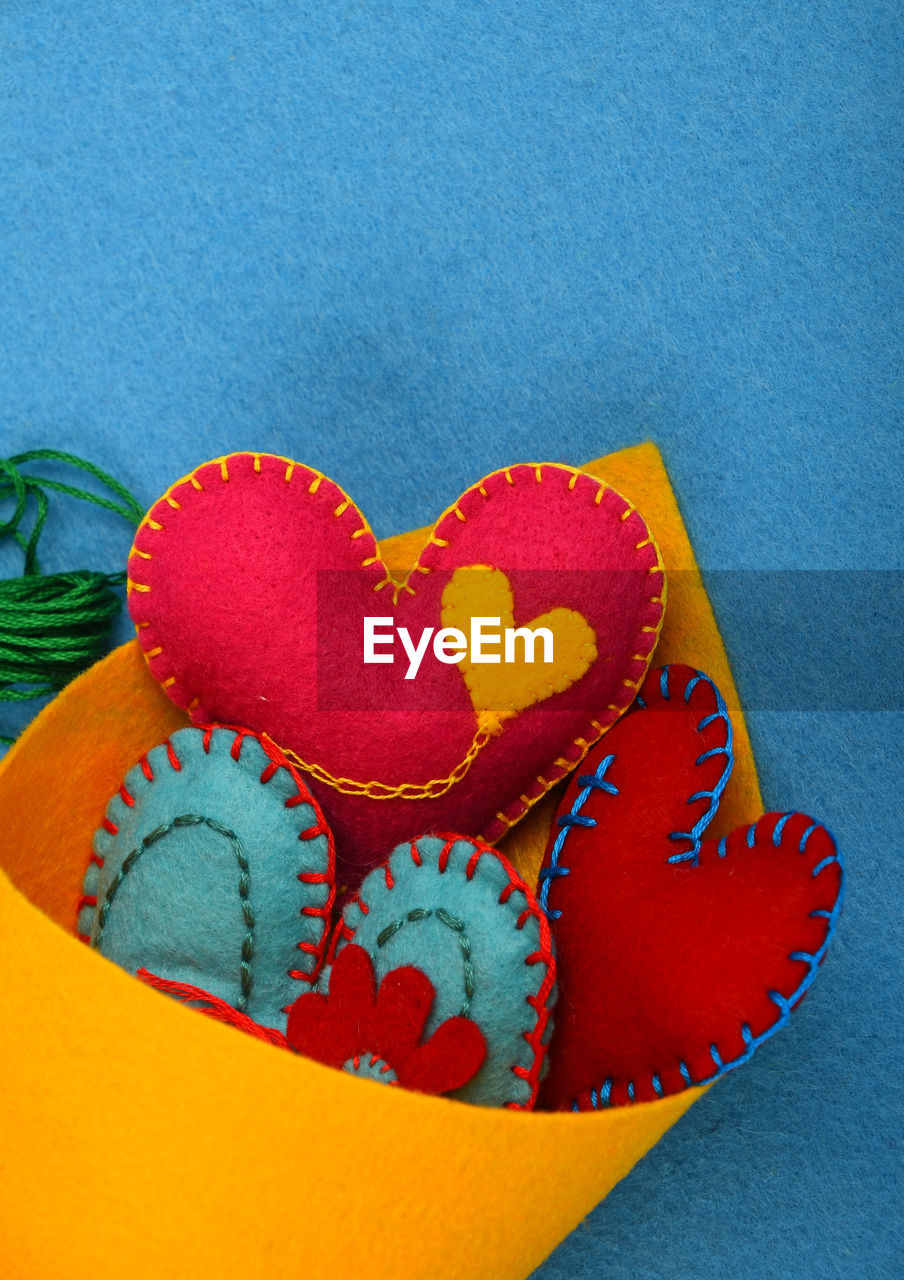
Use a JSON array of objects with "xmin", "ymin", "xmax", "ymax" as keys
[
  {"xmin": 539, "ymin": 665, "xmax": 844, "ymax": 1110},
  {"xmin": 128, "ymin": 454, "xmax": 664, "ymax": 881}
]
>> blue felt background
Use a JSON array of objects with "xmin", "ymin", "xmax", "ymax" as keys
[{"xmin": 0, "ymin": 4, "xmax": 900, "ymax": 1276}]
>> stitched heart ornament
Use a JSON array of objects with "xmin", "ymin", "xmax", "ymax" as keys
[
  {"xmin": 130, "ymin": 833, "xmax": 555, "ymax": 1109},
  {"xmin": 79, "ymin": 725, "xmax": 336, "ymax": 1028},
  {"xmin": 128, "ymin": 454, "xmax": 665, "ymax": 883},
  {"xmin": 539, "ymin": 664, "xmax": 843, "ymax": 1110},
  {"xmin": 327, "ymin": 833, "xmax": 556, "ymax": 1109}
]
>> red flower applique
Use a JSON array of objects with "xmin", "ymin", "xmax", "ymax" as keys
[
  {"xmin": 286, "ymin": 944, "xmax": 487, "ymax": 1095},
  {"xmin": 138, "ymin": 945, "xmax": 486, "ymax": 1097}
]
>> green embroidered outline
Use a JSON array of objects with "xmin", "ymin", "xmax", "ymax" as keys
[
  {"xmin": 376, "ymin": 905, "xmax": 475, "ymax": 1017},
  {"xmin": 92, "ymin": 813, "xmax": 256, "ymax": 1011}
]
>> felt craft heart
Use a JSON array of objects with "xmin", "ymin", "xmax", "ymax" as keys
[
  {"xmin": 79, "ymin": 725, "xmax": 335, "ymax": 1028},
  {"xmin": 539, "ymin": 664, "xmax": 844, "ymax": 1110},
  {"xmin": 128, "ymin": 454, "xmax": 665, "ymax": 884},
  {"xmin": 329, "ymin": 832, "xmax": 556, "ymax": 1109},
  {"xmin": 440, "ymin": 565, "xmax": 598, "ymax": 722}
]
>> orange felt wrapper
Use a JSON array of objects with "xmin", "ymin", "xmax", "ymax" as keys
[{"xmin": 0, "ymin": 443, "xmax": 761, "ymax": 1280}]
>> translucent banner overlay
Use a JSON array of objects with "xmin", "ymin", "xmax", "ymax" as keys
[
  {"xmin": 314, "ymin": 569, "xmax": 904, "ymax": 712},
  {"xmin": 700, "ymin": 570, "xmax": 903, "ymax": 711}
]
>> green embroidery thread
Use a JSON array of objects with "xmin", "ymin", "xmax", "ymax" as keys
[
  {"xmin": 0, "ymin": 450, "xmax": 144, "ymax": 743},
  {"xmin": 376, "ymin": 906, "xmax": 475, "ymax": 1017}
]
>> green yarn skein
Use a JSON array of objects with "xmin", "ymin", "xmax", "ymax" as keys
[{"xmin": 0, "ymin": 449, "xmax": 143, "ymax": 745}]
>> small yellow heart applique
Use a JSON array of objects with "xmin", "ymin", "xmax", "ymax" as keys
[{"xmin": 440, "ymin": 566, "xmax": 598, "ymax": 726}]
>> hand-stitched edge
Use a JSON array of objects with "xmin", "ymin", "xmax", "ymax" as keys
[
  {"xmin": 433, "ymin": 464, "xmax": 666, "ymax": 841},
  {"xmin": 538, "ymin": 665, "xmax": 733, "ymax": 921},
  {"xmin": 329, "ymin": 832, "xmax": 557, "ymax": 1111},
  {"xmin": 571, "ymin": 814, "xmax": 844, "ymax": 1109},
  {"xmin": 76, "ymin": 724, "xmax": 337, "ymax": 991},
  {"xmin": 127, "ymin": 453, "xmax": 388, "ymax": 713},
  {"xmin": 126, "ymin": 453, "xmax": 665, "ymax": 823}
]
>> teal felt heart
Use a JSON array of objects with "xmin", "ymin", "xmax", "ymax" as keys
[
  {"xmin": 326, "ymin": 833, "xmax": 556, "ymax": 1109},
  {"xmin": 79, "ymin": 726, "xmax": 335, "ymax": 1028}
]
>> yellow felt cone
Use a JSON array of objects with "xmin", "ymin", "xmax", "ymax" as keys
[{"xmin": 0, "ymin": 443, "xmax": 761, "ymax": 1280}]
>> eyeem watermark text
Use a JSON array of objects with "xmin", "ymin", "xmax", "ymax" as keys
[{"xmin": 364, "ymin": 616, "xmax": 554, "ymax": 679}]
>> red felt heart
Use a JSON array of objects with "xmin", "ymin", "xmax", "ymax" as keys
[
  {"xmin": 128, "ymin": 454, "xmax": 664, "ymax": 883},
  {"xmin": 539, "ymin": 664, "xmax": 843, "ymax": 1109}
]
